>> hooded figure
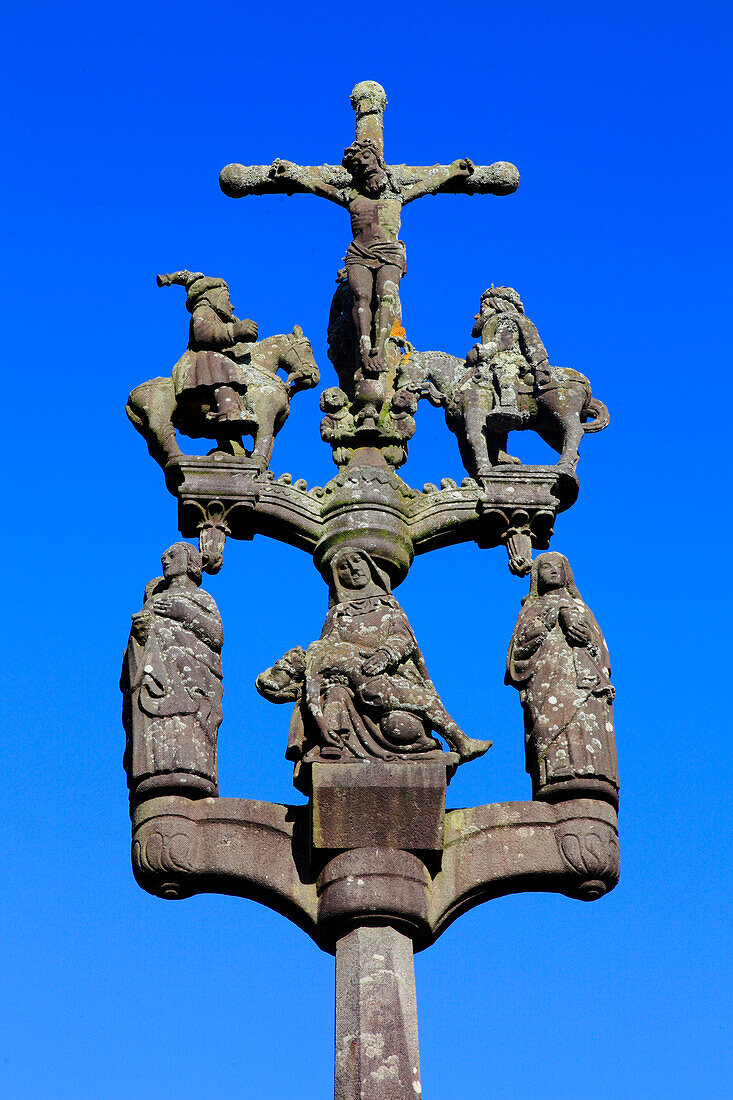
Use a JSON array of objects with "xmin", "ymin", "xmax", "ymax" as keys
[
  {"xmin": 506, "ymin": 552, "xmax": 618, "ymax": 807},
  {"xmin": 258, "ymin": 548, "xmax": 489, "ymax": 782},
  {"xmin": 121, "ymin": 542, "xmax": 224, "ymax": 800}
]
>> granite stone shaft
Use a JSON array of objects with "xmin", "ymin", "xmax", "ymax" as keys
[{"xmin": 335, "ymin": 925, "xmax": 421, "ymax": 1100}]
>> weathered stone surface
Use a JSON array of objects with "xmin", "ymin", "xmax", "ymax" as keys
[
  {"xmin": 125, "ymin": 77, "xmax": 620, "ymax": 1100},
  {"xmin": 311, "ymin": 760, "xmax": 451, "ymax": 852},
  {"xmin": 131, "ymin": 794, "xmax": 618, "ymax": 950},
  {"xmin": 121, "ymin": 543, "xmax": 223, "ymax": 803},
  {"xmin": 319, "ymin": 848, "xmax": 431, "ymax": 946},
  {"xmin": 127, "ymin": 270, "xmax": 318, "ymax": 478},
  {"xmin": 169, "ymin": 452, "xmax": 574, "ymax": 580},
  {"xmin": 506, "ymin": 553, "xmax": 619, "ymax": 808},
  {"xmin": 220, "ymin": 80, "xmax": 518, "ymax": 472},
  {"xmin": 400, "ymin": 286, "xmax": 609, "ymax": 482},
  {"xmin": 431, "ymin": 796, "xmax": 619, "ymax": 932},
  {"xmin": 131, "ymin": 794, "xmax": 318, "ymax": 933},
  {"xmin": 257, "ymin": 547, "xmax": 489, "ymax": 784},
  {"xmin": 335, "ymin": 925, "xmax": 421, "ymax": 1100}
]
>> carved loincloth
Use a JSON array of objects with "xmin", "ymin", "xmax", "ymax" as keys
[{"xmin": 344, "ymin": 238, "xmax": 407, "ymax": 276}]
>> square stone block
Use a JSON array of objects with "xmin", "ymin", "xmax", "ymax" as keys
[{"xmin": 311, "ymin": 760, "xmax": 448, "ymax": 851}]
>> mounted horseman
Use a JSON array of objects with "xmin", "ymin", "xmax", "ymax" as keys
[
  {"xmin": 399, "ymin": 286, "xmax": 609, "ymax": 480},
  {"xmin": 127, "ymin": 271, "xmax": 319, "ymax": 470},
  {"xmin": 157, "ymin": 269, "xmax": 260, "ymax": 434}
]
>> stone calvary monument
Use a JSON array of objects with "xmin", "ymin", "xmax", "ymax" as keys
[{"xmin": 122, "ymin": 81, "xmax": 618, "ymax": 1098}]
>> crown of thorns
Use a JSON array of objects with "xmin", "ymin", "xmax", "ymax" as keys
[{"xmin": 342, "ymin": 138, "xmax": 385, "ymax": 168}]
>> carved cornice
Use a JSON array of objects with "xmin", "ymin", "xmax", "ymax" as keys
[{"xmin": 167, "ymin": 455, "xmax": 574, "ymax": 579}]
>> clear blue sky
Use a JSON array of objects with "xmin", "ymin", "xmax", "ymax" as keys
[{"xmin": 2, "ymin": 1, "xmax": 731, "ymax": 1097}]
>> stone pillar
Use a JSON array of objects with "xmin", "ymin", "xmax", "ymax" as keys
[{"xmin": 335, "ymin": 924, "xmax": 421, "ymax": 1100}]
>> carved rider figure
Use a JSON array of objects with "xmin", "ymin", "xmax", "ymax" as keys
[
  {"xmin": 257, "ymin": 547, "xmax": 490, "ymax": 775},
  {"xmin": 121, "ymin": 542, "xmax": 224, "ymax": 801},
  {"xmin": 157, "ymin": 270, "xmax": 258, "ymax": 428},
  {"xmin": 467, "ymin": 286, "xmax": 551, "ymax": 431},
  {"xmin": 505, "ymin": 552, "xmax": 618, "ymax": 807}
]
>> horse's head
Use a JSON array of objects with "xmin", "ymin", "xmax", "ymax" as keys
[
  {"xmin": 281, "ymin": 325, "xmax": 320, "ymax": 394},
  {"xmin": 396, "ymin": 350, "xmax": 466, "ymax": 407}
]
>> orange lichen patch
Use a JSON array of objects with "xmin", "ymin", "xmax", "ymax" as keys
[{"xmin": 389, "ymin": 319, "xmax": 411, "ymax": 363}]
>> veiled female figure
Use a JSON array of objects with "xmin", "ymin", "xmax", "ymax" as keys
[
  {"xmin": 121, "ymin": 542, "xmax": 224, "ymax": 800},
  {"xmin": 506, "ymin": 552, "xmax": 618, "ymax": 807},
  {"xmin": 269, "ymin": 547, "xmax": 490, "ymax": 768}
]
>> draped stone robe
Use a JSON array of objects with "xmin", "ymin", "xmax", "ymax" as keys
[
  {"xmin": 506, "ymin": 588, "xmax": 618, "ymax": 803},
  {"xmin": 121, "ymin": 582, "xmax": 224, "ymax": 796}
]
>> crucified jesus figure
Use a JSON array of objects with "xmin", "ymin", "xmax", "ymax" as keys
[{"xmin": 220, "ymin": 81, "xmax": 519, "ymax": 376}]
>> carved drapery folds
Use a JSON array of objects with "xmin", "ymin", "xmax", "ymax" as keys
[
  {"xmin": 506, "ymin": 552, "xmax": 619, "ymax": 808},
  {"xmin": 124, "ymin": 83, "xmax": 620, "ymax": 993},
  {"xmin": 257, "ymin": 548, "xmax": 490, "ymax": 790},
  {"xmin": 121, "ymin": 542, "xmax": 224, "ymax": 802}
]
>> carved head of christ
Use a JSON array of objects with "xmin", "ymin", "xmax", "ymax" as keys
[{"xmin": 342, "ymin": 139, "xmax": 389, "ymax": 195}]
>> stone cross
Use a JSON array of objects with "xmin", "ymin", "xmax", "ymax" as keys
[
  {"xmin": 125, "ymin": 80, "xmax": 618, "ymax": 1100},
  {"xmin": 219, "ymin": 80, "xmax": 519, "ymax": 204},
  {"xmin": 219, "ymin": 81, "xmax": 519, "ymax": 377}
]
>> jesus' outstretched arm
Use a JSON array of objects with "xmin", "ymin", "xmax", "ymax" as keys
[
  {"xmin": 398, "ymin": 159, "xmax": 520, "ymax": 203},
  {"xmin": 219, "ymin": 159, "xmax": 348, "ymax": 205}
]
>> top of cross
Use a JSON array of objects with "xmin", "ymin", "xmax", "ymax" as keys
[{"xmin": 219, "ymin": 80, "xmax": 519, "ymax": 200}]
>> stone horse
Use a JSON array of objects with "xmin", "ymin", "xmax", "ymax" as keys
[
  {"xmin": 127, "ymin": 326, "xmax": 319, "ymax": 470},
  {"xmin": 399, "ymin": 348, "xmax": 609, "ymax": 478}
]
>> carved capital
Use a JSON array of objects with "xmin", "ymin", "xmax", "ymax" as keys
[
  {"xmin": 555, "ymin": 818, "xmax": 620, "ymax": 900},
  {"xmin": 132, "ymin": 820, "xmax": 196, "ymax": 900},
  {"xmin": 477, "ymin": 504, "xmax": 555, "ymax": 575}
]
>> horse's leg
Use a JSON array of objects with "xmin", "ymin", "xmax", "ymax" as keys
[
  {"xmin": 445, "ymin": 390, "xmax": 491, "ymax": 479},
  {"xmin": 555, "ymin": 389, "xmax": 588, "ymax": 472},
  {"xmin": 127, "ymin": 378, "xmax": 181, "ymax": 470},
  {"xmin": 534, "ymin": 389, "xmax": 585, "ymax": 472},
  {"xmin": 487, "ymin": 429, "xmax": 521, "ymax": 466},
  {"xmin": 250, "ymin": 395, "xmax": 287, "ymax": 467}
]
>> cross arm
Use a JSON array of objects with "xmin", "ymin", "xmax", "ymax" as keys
[
  {"xmin": 396, "ymin": 160, "xmax": 520, "ymax": 203},
  {"xmin": 220, "ymin": 160, "xmax": 349, "ymax": 206}
]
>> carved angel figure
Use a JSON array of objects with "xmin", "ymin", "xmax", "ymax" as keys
[
  {"xmin": 505, "ymin": 552, "xmax": 618, "ymax": 807},
  {"xmin": 257, "ymin": 548, "xmax": 490, "ymax": 783},
  {"xmin": 121, "ymin": 542, "xmax": 224, "ymax": 801}
]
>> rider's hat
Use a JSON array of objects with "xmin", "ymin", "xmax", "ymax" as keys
[{"xmin": 157, "ymin": 270, "xmax": 230, "ymax": 313}]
